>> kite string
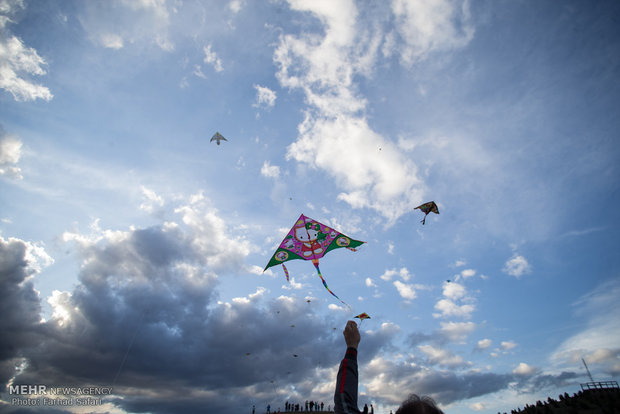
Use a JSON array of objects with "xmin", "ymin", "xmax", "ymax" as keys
[{"xmin": 313, "ymin": 261, "xmax": 351, "ymax": 309}]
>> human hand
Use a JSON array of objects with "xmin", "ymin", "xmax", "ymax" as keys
[{"xmin": 343, "ymin": 320, "xmax": 360, "ymax": 349}]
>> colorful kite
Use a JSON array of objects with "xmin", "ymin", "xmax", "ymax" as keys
[
  {"xmin": 210, "ymin": 132, "xmax": 227, "ymax": 145},
  {"xmin": 414, "ymin": 201, "xmax": 439, "ymax": 225},
  {"xmin": 264, "ymin": 214, "xmax": 364, "ymax": 307},
  {"xmin": 354, "ymin": 313, "xmax": 371, "ymax": 321},
  {"xmin": 355, "ymin": 312, "xmax": 371, "ymax": 327}
]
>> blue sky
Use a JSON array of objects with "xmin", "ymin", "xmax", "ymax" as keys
[{"xmin": 1, "ymin": 0, "xmax": 619, "ymax": 413}]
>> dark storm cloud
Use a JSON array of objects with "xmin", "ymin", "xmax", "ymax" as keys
[
  {"xmin": 516, "ymin": 371, "xmax": 580, "ymax": 395},
  {"xmin": 0, "ymin": 221, "xmax": 347, "ymax": 414},
  {"xmin": 365, "ymin": 356, "xmax": 514, "ymax": 407},
  {"xmin": 0, "ymin": 237, "xmax": 44, "ymax": 384},
  {"xmin": 2, "ymin": 213, "xmax": 563, "ymax": 414},
  {"xmin": 416, "ymin": 370, "xmax": 514, "ymax": 404}
]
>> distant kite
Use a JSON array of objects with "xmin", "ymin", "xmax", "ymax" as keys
[
  {"xmin": 354, "ymin": 313, "xmax": 371, "ymax": 321},
  {"xmin": 414, "ymin": 201, "xmax": 439, "ymax": 225},
  {"xmin": 355, "ymin": 312, "xmax": 371, "ymax": 327},
  {"xmin": 210, "ymin": 132, "xmax": 227, "ymax": 145}
]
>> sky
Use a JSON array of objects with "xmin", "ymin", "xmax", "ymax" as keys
[{"xmin": 0, "ymin": 0, "xmax": 619, "ymax": 413}]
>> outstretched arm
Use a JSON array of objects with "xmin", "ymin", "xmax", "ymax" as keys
[{"xmin": 334, "ymin": 321, "xmax": 362, "ymax": 414}]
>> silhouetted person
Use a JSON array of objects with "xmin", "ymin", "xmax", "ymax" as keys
[
  {"xmin": 363, "ymin": 403, "xmax": 368, "ymax": 413},
  {"xmin": 334, "ymin": 321, "xmax": 444, "ymax": 414}
]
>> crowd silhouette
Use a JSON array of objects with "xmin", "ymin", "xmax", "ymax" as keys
[
  {"xmin": 498, "ymin": 388, "xmax": 620, "ymax": 414},
  {"xmin": 251, "ymin": 388, "xmax": 620, "ymax": 414}
]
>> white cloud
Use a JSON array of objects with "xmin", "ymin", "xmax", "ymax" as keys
[
  {"xmin": 275, "ymin": 1, "xmax": 425, "ymax": 224},
  {"xmin": 139, "ymin": 186, "xmax": 164, "ymax": 213},
  {"xmin": 550, "ymin": 279, "xmax": 620, "ymax": 377},
  {"xmin": 387, "ymin": 242, "xmax": 394, "ymax": 254},
  {"xmin": 380, "ymin": 267, "xmax": 411, "ymax": 281},
  {"xmin": 513, "ymin": 362, "xmax": 535, "ymax": 376},
  {"xmin": 100, "ymin": 33, "xmax": 124, "ymax": 49},
  {"xmin": 23, "ymin": 240, "xmax": 54, "ymax": 274},
  {"xmin": 365, "ymin": 277, "xmax": 376, "ymax": 288},
  {"xmin": 229, "ymin": 0, "xmax": 244, "ymax": 14},
  {"xmin": 434, "ymin": 281, "xmax": 475, "ymax": 319},
  {"xmin": 461, "ymin": 268, "xmax": 476, "ymax": 278},
  {"xmin": 434, "ymin": 298, "xmax": 475, "ymax": 319},
  {"xmin": 193, "ymin": 65, "xmax": 206, "ymax": 79},
  {"xmin": 393, "ymin": 280, "xmax": 416, "ymax": 300},
  {"xmin": 440, "ymin": 321, "xmax": 476, "ymax": 343},
  {"xmin": 47, "ymin": 290, "xmax": 73, "ymax": 327},
  {"xmin": 0, "ymin": 133, "xmax": 23, "ymax": 178},
  {"xmin": 246, "ymin": 265, "xmax": 265, "ymax": 276},
  {"xmin": 203, "ymin": 44, "xmax": 223, "ymax": 72},
  {"xmin": 281, "ymin": 277, "xmax": 303, "ymax": 290},
  {"xmin": 418, "ymin": 344, "xmax": 469, "ymax": 367},
  {"xmin": 443, "ymin": 281, "xmax": 466, "ymax": 300},
  {"xmin": 0, "ymin": 2, "xmax": 53, "ymax": 101},
  {"xmin": 232, "ymin": 287, "xmax": 266, "ymax": 305},
  {"xmin": 500, "ymin": 341, "xmax": 517, "ymax": 351},
  {"xmin": 260, "ymin": 161, "xmax": 280, "ymax": 179},
  {"xmin": 389, "ymin": 0, "xmax": 475, "ymax": 66},
  {"xmin": 503, "ymin": 254, "xmax": 531, "ymax": 277},
  {"xmin": 476, "ymin": 338, "xmax": 492, "ymax": 350},
  {"xmin": 287, "ymin": 115, "xmax": 424, "ymax": 224},
  {"xmin": 253, "ymin": 84, "xmax": 277, "ymax": 109},
  {"xmin": 173, "ymin": 194, "xmax": 253, "ymax": 272}
]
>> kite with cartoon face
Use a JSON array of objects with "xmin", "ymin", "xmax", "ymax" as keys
[{"xmin": 264, "ymin": 214, "xmax": 364, "ymax": 307}]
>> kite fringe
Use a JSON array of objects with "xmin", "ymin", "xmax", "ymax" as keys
[
  {"xmin": 282, "ymin": 264, "xmax": 290, "ymax": 282},
  {"xmin": 313, "ymin": 262, "xmax": 351, "ymax": 309}
]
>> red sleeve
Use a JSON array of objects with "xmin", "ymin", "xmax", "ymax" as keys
[{"xmin": 334, "ymin": 347, "xmax": 361, "ymax": 414}]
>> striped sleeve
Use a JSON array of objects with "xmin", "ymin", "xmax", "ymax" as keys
[{"xmin": 334, "ymin": 347, "xmax": 361, "ymax": 414}]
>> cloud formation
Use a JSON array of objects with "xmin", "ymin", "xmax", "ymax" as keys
[
  {"xmin": 0, "ymin": 127, "xmax": 22, "ymax": 179},
  {"xmin": 0, "ymin": 0, "xmax": 53, "ymax": 101},
  {"xmin": 503, "ymin": 254, "xmax": 531, "ymax": 278},
  {"xmin": 0, "ymin": 198, "xmax": 354, "ymax": 413},
  {"xmin": 389, "ymin": 0, "xmax": 475, "ymax": 65},
  {"xmin": 253, "ymin": 84, "xmax": 277, "ymax": 109},
  {"xmin": 276, "ymin": 1, "xmax": 451, "ymax": 224}
]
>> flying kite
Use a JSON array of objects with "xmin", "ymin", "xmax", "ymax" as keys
[
  {"xmin": 414, "ymin": 201, "xmax": 439, "ymax": 225},
  {"xmin": 355, "ymin": 312, "xmax": 371, "ymax": 327},
  {"xmin": 210, "ymin": 132, "xmax": 227, "ymax": 145},
  {"xmin": 264, "ymin": 214, "xmax": 364, "ymax": 307},
  {"xmin": 355, "ymin": 312, "xmax": 371, "ymax": 321}
]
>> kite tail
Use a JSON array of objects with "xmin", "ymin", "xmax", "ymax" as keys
[
  {"xmin": 282, "ymin": 264, "xmax": 290, "ymax": 282},
  {"xmin": 346, "ymin": 247, "xmax": 358, "ymax": 252},
  {"xmin": 312, "ymin": 261, "xmax": 351, "ymax": 309}
]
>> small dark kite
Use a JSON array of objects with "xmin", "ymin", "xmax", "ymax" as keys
[
  {"xmin": 414, "ymin": 201, "xmax": 439, "ymax": 225},
  {"xmin": 210, "ymin": 132, "xmax": 228, "ymax": 146}
]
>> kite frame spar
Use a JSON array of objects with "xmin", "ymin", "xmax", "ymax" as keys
[{"xmin": 264, "ymin": 214, "xmax": 364, "ymax": 307}]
